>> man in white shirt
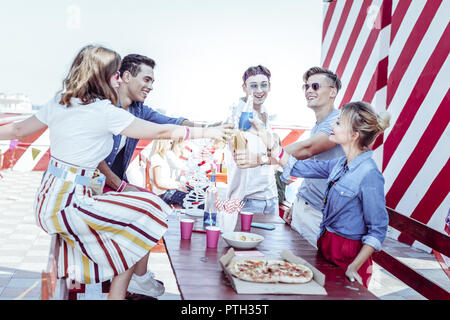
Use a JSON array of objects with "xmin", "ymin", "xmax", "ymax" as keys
[{"xmin": 226, "ymin": 65, "xmax": 278, "ymax": 214}]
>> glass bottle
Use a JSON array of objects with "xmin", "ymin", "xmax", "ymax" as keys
[
  {"xmin": 204, "ymin": 168, "xmax": 217, "ymax": 227},
  {"xmin": 238, "ymin": 94, "xmax": 254, "ymax": 131}
]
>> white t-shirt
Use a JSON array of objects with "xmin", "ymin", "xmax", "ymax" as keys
[
  {"xmin": 165, "ymin": 150, "xmax": 187, "ymax": 180},
  {"xmin": 149, "ymin": 153, "xmax": 174, "ymax": 195},
  {"xmin": 118, "ymin": 135, "xmax": 127, "ymax": 152},
  {"xmin": 35, "ymin": 96, "xmax": 135, "ymax": 168},
  {"xmin": 225, "ymin": 98, "xmax": 277, "ymax": 201}
]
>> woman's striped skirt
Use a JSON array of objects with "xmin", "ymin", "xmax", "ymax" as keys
[{"xmin": 34, "ymin": 158, "xmax": 172, "ymax": 284}]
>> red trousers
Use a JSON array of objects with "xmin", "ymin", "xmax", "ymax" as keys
[{"xmin": 317, "ymin": 230, "xmax": 373, "ymax": 288}]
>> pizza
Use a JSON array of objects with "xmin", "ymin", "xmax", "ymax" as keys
[{"xmin": 227, "ymin": 259, "xmax": 313, "ymax": 284}]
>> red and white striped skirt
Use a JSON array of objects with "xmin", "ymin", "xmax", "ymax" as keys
[{"xmin": 34, "ymin": 158, "xmax": 172, "ymax": 284}]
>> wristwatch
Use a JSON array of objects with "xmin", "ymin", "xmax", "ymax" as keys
[{"xmin": 260, "ymin": 153, "xmax": 270, "ymax": 165}]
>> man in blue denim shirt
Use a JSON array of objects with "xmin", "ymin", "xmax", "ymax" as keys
[
  {"xmin": 97, "ymin": 54, "xmax": 220, "ymax": 298},
  {"xmin": 98, "ymin": 54, "xmax": 220, "ymax": 192}
]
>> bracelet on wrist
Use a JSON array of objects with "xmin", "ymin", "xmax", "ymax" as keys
[
  {"xmin": 117, "ymin": 180, "xmax": 127, "ymax": 192},
  {"xmin": 278, "ymin": 147, "xmax": 285, "ymax": 160},
  {"xmin": 184, "ymin": 127, "xmax": 190, "ymax": 141},
  {"xmin": 269, "ymin": 145, "xmax": 283, "ymax": 160}
]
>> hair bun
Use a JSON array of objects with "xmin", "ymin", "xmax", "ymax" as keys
[{"xmin": 377, "ymin": 111, "xmax": 391, "ymax": 132}]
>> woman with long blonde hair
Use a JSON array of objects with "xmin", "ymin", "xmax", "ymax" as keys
[
  {"xmin": 148, "ymin": 140, "xmax": 189, "ymax": 207},
  {"xmin": 0, "ymin": 44, "xmax": 231, "ymax": 299}
]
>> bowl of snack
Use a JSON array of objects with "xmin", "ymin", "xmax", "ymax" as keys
[{"xmin": 222, "ymin": 232, "xmax": 264, "ymax": 249}]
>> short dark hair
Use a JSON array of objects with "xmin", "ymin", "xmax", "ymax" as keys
[
  {"xmin": 120, "ymin": 54, "xmax": 156, "ymax": 77},
  {"xmin": 242, "ymin": 65, "xmax": 271, "ymax": 83},
  {"xmin": 303, "ymin": 66, "xmax": 342, "ymax": 92}
]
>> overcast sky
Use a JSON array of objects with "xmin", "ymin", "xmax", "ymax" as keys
[{"xmin": 0, "ymin": 0, "xmax": 324, "ymax": 126}]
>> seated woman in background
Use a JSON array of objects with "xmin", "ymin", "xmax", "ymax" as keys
[
  {"xmin": 149, "ymin": 140, "xmax": 189, "ymax": 207},
  {"xmin": 237, "ymin": 101, "xmax": 390, "ymax": 288},
  {"xmin": 165, "ymin": 140, "xmax": 188, "ymax": 181}
]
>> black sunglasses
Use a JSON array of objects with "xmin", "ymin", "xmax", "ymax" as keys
[{"xmin": 302, "ymin": 82, "xmax": 335, "ymax": 91}]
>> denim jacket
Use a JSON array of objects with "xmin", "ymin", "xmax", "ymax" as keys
[
  {"xmin": 104, "ymin": 101, "xmax": 187, "ymax": 181},
  {"xmin": 282, "ymin": 150, "xmax": 388, "ymax": 251}
]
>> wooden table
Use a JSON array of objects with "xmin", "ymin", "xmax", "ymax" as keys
[{"xmin": 163, "ymin": 212, "xmax": 378, "ymax": 300}]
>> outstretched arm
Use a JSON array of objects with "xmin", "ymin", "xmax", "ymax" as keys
[
  {"xmin": 120, "ymin": 118, "xmax": 232, "ymax": 141},
  {"xmin": 0, "ymin": 115, "xmax": 47, "ymax": 140},
  {"xmin": 284, "ymin": 131, "xmax": 337, "ymax": 160},
  {"xmin": 181, "ymin": 120, "xmax": 222, "ymax": 128}
]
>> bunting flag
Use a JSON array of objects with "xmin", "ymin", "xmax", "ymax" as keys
[
  {"xmin": 321, "ymin": 0, "xmax": 449, "ymax": 249},
  {"xmin": 31, "ymin": 148, "xmax": 41, "ymax": 160},
  {"xmin": 0, "ymin": 141, "xmax": 10, "ymax": 154},
  {"xmin": 8, "ymin": 140, "xmax": 19, "ymax": 151}
]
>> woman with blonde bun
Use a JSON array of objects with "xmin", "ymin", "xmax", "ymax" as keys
[{"xmin": 244, "ymin": 101, "xmax": 391, "ymax": 288}]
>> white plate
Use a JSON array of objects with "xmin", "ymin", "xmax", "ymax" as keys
[{"xmin": 222, "ymin": 232, "xmax": 264, "ymax": 249}]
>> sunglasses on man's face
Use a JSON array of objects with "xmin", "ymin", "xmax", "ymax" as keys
[{"xmin": 302, "ymin": 82, "xmax": 334, "ymax": 91}]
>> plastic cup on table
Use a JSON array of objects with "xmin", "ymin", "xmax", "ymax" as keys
[
  {"xmin": 180, "ymin": 218, "xmax": 195, "ymax": 240},
  {"xmin": 240, "ymin": 211, "xmax": 254, "ymax": 232},
  {"xmin": 206, "ymin": 226, "xmax": 221, "ymax": 248}
]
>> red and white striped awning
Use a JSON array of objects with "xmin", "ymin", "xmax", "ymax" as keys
[{"xmin": 321, "ymin": 0, "xmax": 449, "ymax": 246}]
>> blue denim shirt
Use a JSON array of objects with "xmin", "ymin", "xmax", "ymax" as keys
[
  {"xmin": 104, "ymin": 101, "xmax": 187, "ymax": 182},
  {"xmin": 281, "ymin": 150, "xmax": 388, "ymax": 251}
]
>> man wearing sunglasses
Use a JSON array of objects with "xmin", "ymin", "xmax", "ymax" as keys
[
  {"xmin": 282, "ymin": 66, "xmax": 345, "ymax": 247},
  {"xmin": 96, "ymin": 54, "xmax": 221, "ymax": 298}
]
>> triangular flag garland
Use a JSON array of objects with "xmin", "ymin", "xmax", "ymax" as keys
[
  {"xmin": 8, "ymin": 140, "xmax": 19, "ymax": 151},
  {"xmin": 31, "ymin": 148, "xmax": 41, "ymax": 160}
]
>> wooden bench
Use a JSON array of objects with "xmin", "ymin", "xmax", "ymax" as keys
[
  {"xmin": 41, "ymin": 234, "xmax": 111, "ymax": 300},
  {"xmin": 372, "ymin": 207, "xmax": 450, "ymax": 300},
  {"xmin": 41, "ymin": 234, "xmax": 166, "ymax": 299},
  {"xmin": 41, "ymin": 234, "xmax": 68, "ymax": 300}
]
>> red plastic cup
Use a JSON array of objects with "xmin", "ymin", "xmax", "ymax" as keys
[
  {"xmin": 240, "ymin": 211, "xmax": 254, "ymax": 232},
  {"xmin": 180, "ymin": 218, "xmax": 194, "ymax": 240},
  {"xmin": 206, "ymin": 226, "xmax": 221, "ymax": 248}
]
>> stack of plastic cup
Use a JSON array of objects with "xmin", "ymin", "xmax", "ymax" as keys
[
  {"xmin": 240, "ymin": 211, "xmax": 254, "ymax": 232},
  {"xmin": 180, "ymin": 218, "xmax": 194, "ymax": 240},
  {"xmin": 206, "ymin": 226, "xmax": 221, "ymax": 248}
]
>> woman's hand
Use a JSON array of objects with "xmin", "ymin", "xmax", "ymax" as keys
[
  {"xmin": 122, "ymin": 183, "xmax": 142, "ymax": 192},
  {"xmin": 345, "ymin": 244, "xmax": 374, "ymax": 286},
  {"xmin": 204, "ymin": 124, "xmax": 234, "ymax": 142},
  {"xmin": 176, "ymin": 182, "xmax": 188, "ymax": 193},
  {"xmin": 345, "ymin": 263, "xmax": 363, "ymax": 286}
]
